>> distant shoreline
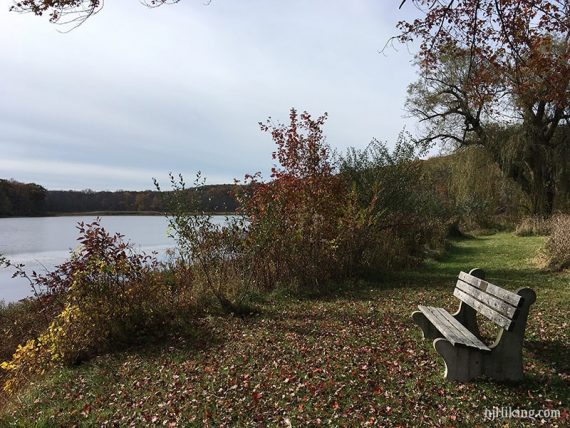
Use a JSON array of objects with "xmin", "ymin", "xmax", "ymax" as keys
[
  {"xmin": 0, "ymin": 211, "xmax": 236, "ymax": 219},
  {"xmin": 1, "ymin": 179, "xmax": 240, "ymax": 218},
  {"xmin": 52, "ymin": 211, "xmax": 164, "ymax": 216}
]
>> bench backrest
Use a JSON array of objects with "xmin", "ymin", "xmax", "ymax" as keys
[{"xmin": 454, "ymin": 271, "xmax": 523, "ymax": 330}]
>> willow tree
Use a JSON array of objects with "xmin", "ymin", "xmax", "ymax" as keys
[{"xmin": 398, "ymin": 0, "xmax": 569, "ymax": 216}]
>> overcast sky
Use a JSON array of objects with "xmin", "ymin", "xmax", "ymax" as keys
[{"xmin": 1, "ymin": 1, "xmax": 421, "ymax": 191}]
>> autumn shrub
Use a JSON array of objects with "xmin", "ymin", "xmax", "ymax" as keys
[
  {"xmin": 0, "ymin": 299, "xmax": 48, "ymax": 364},
  {"xmin": 515, "ymin": 216, "xmax": 552, "ymax": 237},
  {"xmin": 154, "ymin": 111, "xmax": 377, "ymax": 295},
  {"xmin": 238, "ymin": 109, "xmax": 378, "ymax": 290},
  {"xmin": 0, "ymin": 219, "xmax": 188, "ymax": 394},
  {"xmin": 0, "ymin": 257, "xmax": 58, "ymax": 371},
  {"xmin": 340, "ymin": 134, "xmax": 449, "ymax": 269},
  {"xmin": 544, "ymin": 214, "xmax": 570, "ymax": 271},
  {"xmin": 155, "ymin": 173, "xmax": 252, "ymax": 313},
  {"xmin": 155, "ymin": 111, "xmax": 451, "ymax": 295}
]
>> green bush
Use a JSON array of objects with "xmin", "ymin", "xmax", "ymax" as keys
[
  {"xmin": 340, "ymin": 134, "xmax": 449, "ymax": 270},
  {"xmin": 155, "ymin": 173, "xmax": 252, "ymax": 313}
]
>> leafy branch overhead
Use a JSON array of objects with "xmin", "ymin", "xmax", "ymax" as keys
[
  {"xmin": 10, "ymin": 0, "xmax": 182, "ymax": 26},
  {"xmin": 397, "ymin": 0, "xmax": 569, "ymax": 113}
]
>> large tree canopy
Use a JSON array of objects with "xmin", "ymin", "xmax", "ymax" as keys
[
  {"xmin": 399, "ymin": 0, "xmax": 569, "ymax": 215},
  {"xmin": 398, "ymin": 0, "xmax": 569, "ymax": 106}
]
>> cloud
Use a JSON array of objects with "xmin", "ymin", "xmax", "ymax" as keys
[
  {"xmin": 0, "ymin": 1, "xmax": 419, "ymax": 190},
  {"xmin": 0, "ymin": 156, "xmax": 231, "ymax": 191}
]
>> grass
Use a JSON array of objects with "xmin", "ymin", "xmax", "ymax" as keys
[{"xmin": 0, "ymin": 233, "xmax": 568, "ymax": 426}]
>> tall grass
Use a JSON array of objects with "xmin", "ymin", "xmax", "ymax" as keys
[
  {"xmin": 544, "ymin": 214, "xmax": 570, "ymax": 271},
  {"xmin": 515, "ymin": 216, "xmax": 552, "ymax": 236}
]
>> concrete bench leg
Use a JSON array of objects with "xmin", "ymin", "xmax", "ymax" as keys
[
  {"xmin": 433, "ymin": 338, "xmax": 483, "ymax": 382},
  {"xmin": 482, "ymin": 351, "xmax": 523, "ymax": 382},
  {"xmin": 412, "ymin": 311, "xmax": 442, "ymax": 340}
]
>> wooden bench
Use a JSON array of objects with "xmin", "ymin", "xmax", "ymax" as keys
[{"xmin": 412, "ymin": 268, "xmax": 536, "ymax": 382}]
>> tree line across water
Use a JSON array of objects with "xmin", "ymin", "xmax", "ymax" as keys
[
  {"xmin": 0, "ymin": 179, "xmax": 238, "ymax": 217},
  {"xmin": 2, "ymin": 143, "xmax": 569, "ymax": 221}
]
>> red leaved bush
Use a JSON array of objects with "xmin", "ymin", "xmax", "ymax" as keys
[{"xmin": 239, "ymin": 109, "xmax": 377, "ymax": 290}]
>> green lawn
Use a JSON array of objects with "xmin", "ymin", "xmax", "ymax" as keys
[{"xmin": 1, "ymin": 233, "xmax": 568, "ymax": 427}]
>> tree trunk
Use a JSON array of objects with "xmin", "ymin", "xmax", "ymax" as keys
[
  {"xmin": 524, "ymin": 136, "xmax": 555, "ymax": 217},
  {"xmin": 528, "ymin": 169, "xmax": 555, "ymax": 217}
]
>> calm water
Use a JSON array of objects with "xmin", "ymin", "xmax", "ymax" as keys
[{"xmin": 0, "ymin": 215, "xmax": 225, "ymax": 303}]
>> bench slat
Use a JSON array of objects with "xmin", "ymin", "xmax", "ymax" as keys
[
  {"xmin": 423, "ymin": 306, "xmax": 469, "ymax": 346},
  {"xmin": 432, "ymin": 308, "xmax": 487, "ymax": 350},
  {"xmin": 418, "ymin": 305, "xmax": 491, "ymax": 351},
  {"xmin": 453, "ymin": 288, "xmax": 513, "ymax": 330},
  {"xmin": 458, "ymin": 271, "xmax": 522, "ymax": 307},
  {"xmin": 419, "ymin": 306, "xmax": 468, "ymax": 347},
  {"xmin": 455, "ymin": 280, "xmax": 518, "ymax": 319}
]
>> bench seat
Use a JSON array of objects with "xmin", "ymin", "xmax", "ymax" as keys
[
  {"xmin": 412, "ymin": 269, "xmax": 536, "ymax": 381},
  {"xmin": 417, "ymin": 305, "xmax": 491, "ymax": 351}
]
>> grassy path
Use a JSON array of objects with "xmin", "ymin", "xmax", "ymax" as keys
[{"xmin": 1, "ymin": 233, "xmax": 568, "ymax": 426}]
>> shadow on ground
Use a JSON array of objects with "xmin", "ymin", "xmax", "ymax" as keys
[{"xmin": 526, "ymin": 339, "xmax": 570, "ymax": 377}]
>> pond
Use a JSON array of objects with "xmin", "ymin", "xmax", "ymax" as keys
[{"xmin": 0, "ymin": 215, "xmax": 225, "ymax": 302}]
